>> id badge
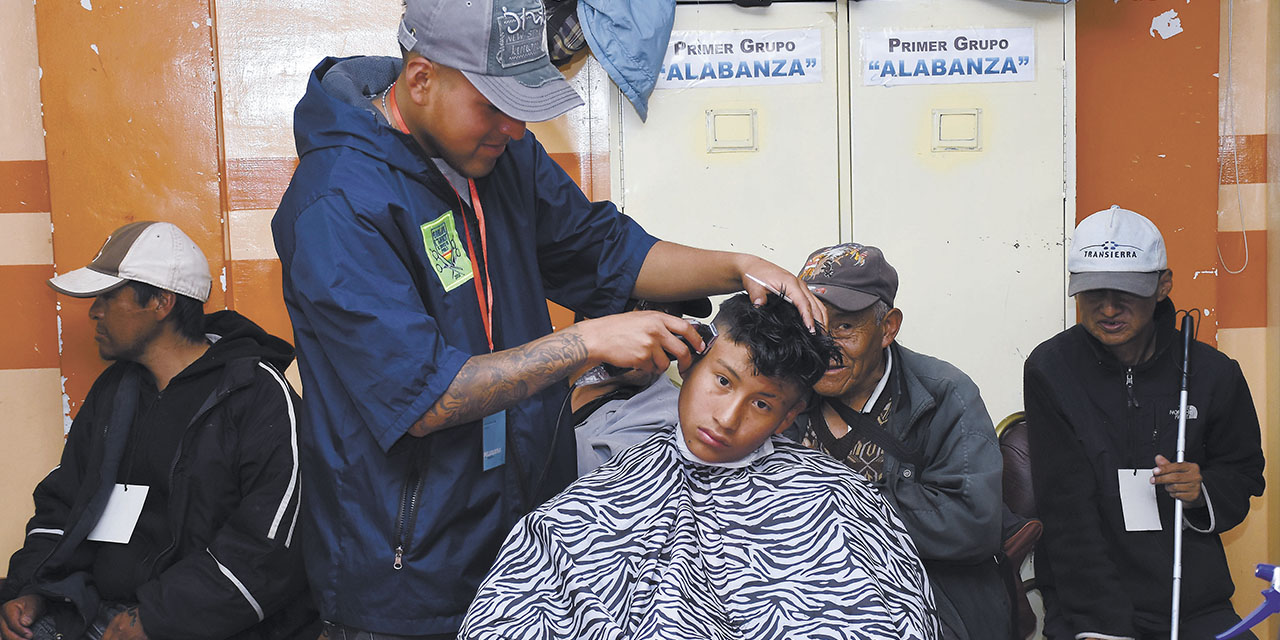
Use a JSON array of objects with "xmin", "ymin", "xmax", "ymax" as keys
[
  {"xmin": 87, "ymin": 484, "xmax": 149, "ymax": 544},
  {"xmin": 482, "ymin": 411, "xmax": 506, "ymax": 471},
  {"xmin": 1118, "ymin": 469, "xmax": 1162, "ymax": 532}
]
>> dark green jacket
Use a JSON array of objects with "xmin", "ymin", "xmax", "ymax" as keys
[{"xmin": 795, "ymin": 343, "xmax": 1007, "ymax": 640}]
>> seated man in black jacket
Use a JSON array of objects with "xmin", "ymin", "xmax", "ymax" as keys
[
  {"xmin": 1, "ymin": 222, "xmax": 313, "ymax": 640},
  {"xmin": 1025, "ymin": 205, "xmax": 1264, "ymax": 640}
]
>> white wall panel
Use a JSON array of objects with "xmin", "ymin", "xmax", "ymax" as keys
[
  {"xmin": 612, "ymin": 0, "xmax": 1073, "ymax": 424},
  {"xmin": 613, "ymin": 2, "xmax": 845, "ymax": 279},
  {"xmin": 848, "ymin": 0, "xmax": 1072, "ymax": 422}
]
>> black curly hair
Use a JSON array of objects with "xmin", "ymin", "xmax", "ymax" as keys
[{"xmin": 712, "ymin": 293, "xmax": 842, "ymax": 391}]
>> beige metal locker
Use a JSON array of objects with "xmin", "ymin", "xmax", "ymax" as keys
[{"xmin": 613, "ymin": 0, "xmax": 1074, "ymax": 421}]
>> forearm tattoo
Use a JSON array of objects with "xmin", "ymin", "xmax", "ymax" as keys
[{"xmin": 415, "ymin": 331, "xmax": 588, "ymax": 434}]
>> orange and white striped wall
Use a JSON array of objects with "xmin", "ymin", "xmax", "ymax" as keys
[
  {"xmin": 1211, "ymin": 0, "xmax": 1277, "ymax": 624},
  {"xmin": 0, "ymin": 0, "xmax": 62, "ymax": 565}
]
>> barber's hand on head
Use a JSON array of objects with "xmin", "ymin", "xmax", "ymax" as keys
[
  {"xmin": 572, "ymin": 311, "xmax": 702, "ymax": 375},
  {"xmin": 736, "ymin": 256, "xmax": 827, "ymax": 331},
  {"xmin": 1, "ymin": 594, "xmax": 46, "ymax": 640},
  {"xmin": 100, "ymin": 607, "xmax": 147, "ymax": 640},
  {"xmin": 1152, "ymin": 455, "xmax": 1205, "ymax": 507}
]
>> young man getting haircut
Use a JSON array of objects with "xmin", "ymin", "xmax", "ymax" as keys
[{"xmin": 460, "ymin": 295, "xmax": 941, "ymax": 640}]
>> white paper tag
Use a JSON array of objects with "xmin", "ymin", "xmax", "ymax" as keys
[
  {"xmin": 1118, "ymin": 469, "xmax": 1161, "ymax": 532},
  {"xmin": 87, "ymin": 484, "xmax": 149, "ymax": 544}
]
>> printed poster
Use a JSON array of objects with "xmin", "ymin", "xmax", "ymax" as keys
[
  {"xmin": 861, "ymin": 28, "xmax": 1035, "ymax": 86},
  {"xmin": 656, "ymin": 29, "xmax": 823, "ymax": 89}
]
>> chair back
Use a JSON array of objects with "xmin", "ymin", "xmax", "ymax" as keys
[{"xmin": 996, "ymin": 411, "xmax": 1042, "ymax": 639}]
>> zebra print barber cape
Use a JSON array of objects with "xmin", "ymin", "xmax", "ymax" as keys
[{"xmin": 460, "ymin": 426, "xmax": 941, "ymax": 640}]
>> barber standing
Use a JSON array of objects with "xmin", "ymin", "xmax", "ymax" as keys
[{"xmin": 271, "ymin": 0, "xmax": 823, "ymax": 637}]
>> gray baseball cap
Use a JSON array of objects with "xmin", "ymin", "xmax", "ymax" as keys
[
  {"xmin": 399, "ymin": 0, "xmax": 584, "ymax": 122},
  {"xmin": 1067, "ymin": 205, "xmax": 1168, "ymax": 297}
]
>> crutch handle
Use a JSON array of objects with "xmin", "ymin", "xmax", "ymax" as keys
[{"xmin": 1216, "ymin": 563, "xmax": 1280, "ymax": 639}]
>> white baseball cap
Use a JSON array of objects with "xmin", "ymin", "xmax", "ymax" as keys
[
  {"xmin": 1067, "ymin": 205, "xmax": 1168, "ymax": 297},
  {"xmin": 48, "ymin": 221, "xmax": 212, "ymax": 302}
]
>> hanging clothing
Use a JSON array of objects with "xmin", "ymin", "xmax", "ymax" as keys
[{"xmin": 577, "ymin": 0, "xmax": 677, "ymax": 121}]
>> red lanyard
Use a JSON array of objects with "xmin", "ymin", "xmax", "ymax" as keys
[
  {"xmin": 459, "ymin": 181, "xmax": 493, "ymax": 351},
  {"xmin": 389, "ymin": 85, "xmax": 495, "ymax": 351}
]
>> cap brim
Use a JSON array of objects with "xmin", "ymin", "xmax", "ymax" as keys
[
  {"xmin": 48, "ymin": 267, "xmax": 127, "ymax": 298},
  {"xmin": 1068, "ymin": 271, "xmax": 1160, "ymax": 297},
  {"xmin": 808, "ymin": 284, "xmax": 881, "ymax": 313},
  {"xmin": 463, "ymin": 68, "xmax": 584, "ymax": 123}
]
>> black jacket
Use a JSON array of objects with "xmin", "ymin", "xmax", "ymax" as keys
[
  {"xmin": 1, "ymin": 311, "xmax": 315, "ymax": 640},
  {"xmin": 1025, "ymin": 298, "xmax": 1264, "ymax": 638}
]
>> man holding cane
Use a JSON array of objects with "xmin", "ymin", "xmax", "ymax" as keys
[{"xmin": 1025, "ymin": 206, "xmax": 1264, "ymax": 640}]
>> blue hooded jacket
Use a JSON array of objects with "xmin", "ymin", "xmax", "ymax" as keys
[{"xmin": 271, "ymin": 56, "xmax": 656, "ymax": 634}]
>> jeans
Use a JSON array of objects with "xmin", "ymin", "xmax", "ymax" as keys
[{"xmin": 31, "ymin": 602, "xmax": 133, "ymax": 640}]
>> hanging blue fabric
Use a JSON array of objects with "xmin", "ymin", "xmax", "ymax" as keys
[{"xmin": 577, "ymin": 0, "xmax": 677, "ymax": 121}]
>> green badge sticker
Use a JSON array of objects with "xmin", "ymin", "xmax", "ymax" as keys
[{"xmin": 421, "ymin": 212, "xmax": 474, "ymax": 292}]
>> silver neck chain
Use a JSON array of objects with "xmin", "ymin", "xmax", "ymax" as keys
[{"xmin": 381, "ymin": 81, "xmax": 396, "ymax": 123}]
